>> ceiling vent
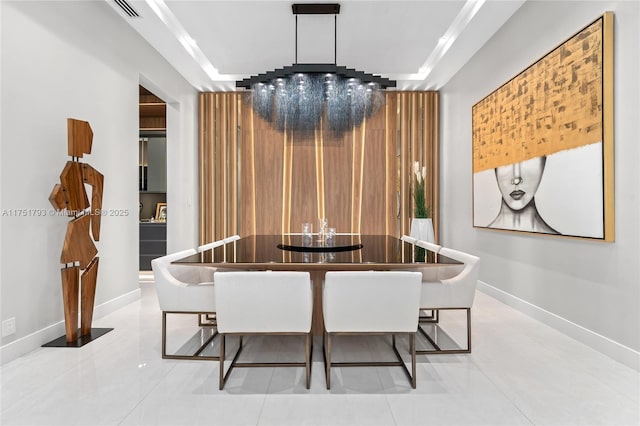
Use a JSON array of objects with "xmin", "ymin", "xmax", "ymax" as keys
[{"xmin": 114, "ymin": 0, "xmax": 140, "ymax": 18}]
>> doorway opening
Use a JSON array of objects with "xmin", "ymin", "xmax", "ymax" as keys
[{"xmin": 139, "ymin": 85, "xmax": 167, "ymax": 271}]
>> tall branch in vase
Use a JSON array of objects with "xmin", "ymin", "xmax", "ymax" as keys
[
  {"xmin": 411, "ymin": 161, "xmax": 431, "ymax": 262},
  {"xmin": 413, "ymin": 161, "xmax": 430, "ymax": 219}
]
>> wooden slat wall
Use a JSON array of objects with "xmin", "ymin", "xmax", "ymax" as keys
[
  {"xmin": 393, "ymin": 91, "xmax": 439, "ymax": 241},
  {"xmin": 424, "ymin": 92, "xmax": 440, "ymax": 243},
  {"xmin": 199, "ymin": 91, "xmax": 439, "ymax": 242},
  {"xmin": 199, "ymin": 93, "xmax": 241, "ymax": 245}
]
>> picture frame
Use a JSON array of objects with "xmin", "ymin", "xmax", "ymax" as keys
[
  {"xmin": 472, "ymin": 13, "xmax": 614, "ymax": 241},
  {"xmin": 155, "ymin": 202, "xmax": 167, "ymax": 222}
]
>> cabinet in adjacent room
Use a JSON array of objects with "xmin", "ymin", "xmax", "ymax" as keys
[{"xmin": 139, "ymin": 222, "xmax": 166, "ymax": 270}]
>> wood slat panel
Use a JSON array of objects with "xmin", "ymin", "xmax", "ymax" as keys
[
  {"xmin": 351, "ymin": 122, "xmax": 365, "ymax": 233},
  {"xmin": 425, "ymin": 92, "xmax": 439, "ymax": 242},
  {"xmin": 322, "ymin": 129, "xmax": 353, "ymax": 234},
  {"xmin": 214, "ymin": 94, "xmax": 224, "ymax": 238},
  {"xmin": 289, "ymin": 131, "xmax": 319, "ymax": 234},
  {"xmin": 385, "ymin": 95, "xmax": 398, "ymax": 236},
  {"xmin": 199, "ymin": 93, "xmax": 215, "ymax": 244},
  {"xmin": 229, "ymin": 96, "xmax": 239, "ymax": 234},
  {"xmin": 399, "ymin": 93, "xmax": 411, "ymax": 235},
  {"xmin": 253, "ymin": 126, "xmax": 285, "ymax": 234},
  {"xmin": 313, "ymin": 129, "xmax": 325, "ymax": 224},
  {"xmin": 280, "ymin": 130, "xmax": 293, "ymax": 234},
  {"xmin": 361, "ymin": 128, "xmax": 386, "ymax": 234},
  {"xmin": 200, "ymin": 91, "xmax": 440, "ymax": 241}
]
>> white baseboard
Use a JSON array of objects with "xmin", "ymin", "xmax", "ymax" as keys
[
  {"xmin": 0, "ymin": 288, "xmax": 141, "ymax": 366},
  {"xmin": 477, "ymin": 281, "xmax": 640, "ymax": 372}
]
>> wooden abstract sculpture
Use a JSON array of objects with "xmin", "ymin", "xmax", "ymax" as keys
[{"xmin": 49, "ymin": 119, "xmax": 104, "ymax": 342}]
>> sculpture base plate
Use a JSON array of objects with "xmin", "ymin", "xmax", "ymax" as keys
[{"xmin": 42, "ymin": 328, "xmax": 113, "ymax": 348}]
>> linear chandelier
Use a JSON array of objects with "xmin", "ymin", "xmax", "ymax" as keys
[{"xmin": 236, "ymin": 3, "xmax": 396, "ymax": 134}]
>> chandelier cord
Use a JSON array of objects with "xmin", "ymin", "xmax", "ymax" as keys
[
  {"xmin": 334, "ymin": 14, "xmax": 337, "ymax": 65},
  {"xmin": 293, "ymin": 10, "xmax": 338, "ymax": 65}
]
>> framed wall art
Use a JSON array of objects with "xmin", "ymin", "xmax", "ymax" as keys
[
  {"xmin": 472, "ymin": 12, "xmax": 614, "ymax": 241},
  {"xmin": 155, "ymin": 202, "xmax": 167, "ymax": 222}
]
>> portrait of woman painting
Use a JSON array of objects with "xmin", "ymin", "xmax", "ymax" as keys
[{"xmin": 472, "ymin": 13, "xmax": 614, "ymax": 241}]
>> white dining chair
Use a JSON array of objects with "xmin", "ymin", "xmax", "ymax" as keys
[
  {"xmin": 322, "ymin": 270, "xmax": 422, "ymax": 389},
  {"xmin": 411, "ymin": 239, "xmax": 445, "ymax": 324},
  {"xmin": 214, "ymin": 271, "xmax": 313, "ymax": 390},
  {"xmin": 417, "ymin": 247, "xmax": 480, "ymax": 354},
  {"xmin": 223, "ymin": 234, "xmax": 240, "ymax": 243},
  {"xmin": 198, "ymin": 235, "xmax": 240, "ymax": 260},
  {"xmin": 416, "ymin": 239, "xmax": 441, "ymax": 254},
  {"xmin": 151, "ymin": 249, "xmax": 219, "ymax": 360},
  {"xmin": 400, "ymin": 234, "xmax": 419, "ymax": 264},
  {"xmin": 197, "ymin": 238, "xmax": 226, "ymax": 253},
  {"xmin": 195, "ymin": 238, "xmax": 228, "ymax": 326},
  {"xmin": 223, "ymin": 235, "xmax": 240, "ymax": 262},
  {"xmin": 401, "ymin": 234, "xmax": 417, "ymax": 245}
]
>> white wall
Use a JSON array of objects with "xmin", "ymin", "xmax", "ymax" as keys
[
  {"xmin": 0, "ymin": 1, "xmax": 198, "ymax": 363},
  {"xmin": 440, "ymin": 1, "xmax": 639, "ymax": 368}
]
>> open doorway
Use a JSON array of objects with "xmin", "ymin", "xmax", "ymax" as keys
[{"xmin": 139, "ymin": 85, "xmax": 167, "ymax": 271}]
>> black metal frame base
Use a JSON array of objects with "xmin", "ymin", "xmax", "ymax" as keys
[
  {"xmin": 417, "ymin": 308, "xmax": 471, "ymax": 355},
  {"xmin": 42, "ymin": 328, "xmax": 113, "ymax": 348},
  {"xmin": 323, "ymin": 332, "xmax": 416, "ymax": 389},
  {"xmin": 419, "ymin": 309, "xmax": 439, "ymax": 324},
  {"xmin": 162, "ymin": 311, "xmax": 219, "ymax": 361},
  {"xmin": 219, "ymin": 333, "xmax": 312, "ymax": 390}
]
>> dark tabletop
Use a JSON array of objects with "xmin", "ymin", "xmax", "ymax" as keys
[{"xmin": 175, "ymin": 234, "xmax": 457, "ymax": 271}]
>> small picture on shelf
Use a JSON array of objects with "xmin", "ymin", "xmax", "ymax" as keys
[{"xmin": 155, "ymin": 203, "xmax": 167, "ymax": 222}]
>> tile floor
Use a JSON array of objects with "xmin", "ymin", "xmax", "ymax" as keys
[{"xmin": 1, "ymin": 282, "xmax": 638, "ymax": 425}]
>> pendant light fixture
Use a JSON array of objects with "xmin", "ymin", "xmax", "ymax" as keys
[{"xmin": 236, "ymin": 3, "xmax": 396, "ymax": 134}]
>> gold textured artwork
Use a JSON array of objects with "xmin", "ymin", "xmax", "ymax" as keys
[
  {"xmin": 472, "ymin": 13, "xmax": 614, "ymax": 241},
  {"xmin": 473, "ymin": 18, "xmax": 603, "ymax": 172}
]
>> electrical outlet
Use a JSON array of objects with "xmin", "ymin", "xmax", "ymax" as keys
[{"xmin": 2, "ymin": 317, "xmax": 16, "ymax": 337}]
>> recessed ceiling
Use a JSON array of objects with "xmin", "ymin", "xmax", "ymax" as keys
[{"xmin": 107, "ymin": 0, "xmax": 525, "ymax": 91}]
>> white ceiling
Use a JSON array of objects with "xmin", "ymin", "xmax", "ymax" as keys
[{"xmin": 107, "ymin": 0, "xmax": 526, "ymax": 91}]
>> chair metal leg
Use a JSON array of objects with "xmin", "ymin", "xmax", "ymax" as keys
[
  {"xmin": 466, "ymin": 308, "xmax": 472, "ymax": 353},
  {"xmin": 219, "ymin": 334, "xmax": 245, "ymax": 390},
  {"xmin": 419, "ymin": 309, "xmax": 439, "ymax": 324},
  {"xmin": 319, "ymin": 332, "xmax": 421, "ymax": 390},
  {"xmin": 410, "ymin": 333, "xmax": 416, "ymax": 389},
  {"xmin": 162, "ymin": 311, "xmax": 168, "ymax": 358},
  {"xmin": 323, "ymin": 332, "xmax": 417, "ymax": 389},
  {"xmin": 219, "ymin": 334, "xmax": 307, "ymax": 390},
  {"xmin": 162, "ymin": 311, "xmax": 219, "ymax": 361},
  {"xmin": 416, "ymin": 308, "xmax": 471, "ymax": 355},
  {"xmin": 199, "ymin": 313, "xmax": 217, "ymax": 327},
  {"xmin": 305, "ymin": 333, "xmax": 311, "ymax": 389},
  {"xmin": 219, "ymin": 334, "xmax": 225, "ymax": 390},
  {"xmin": 390, "ymin": 333, "xmax": 415, "ymax": 387}
]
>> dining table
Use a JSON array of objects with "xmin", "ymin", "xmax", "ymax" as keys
[{"xmin": 175, "ymin": 234, "xmax": 459, "ymax": 335}]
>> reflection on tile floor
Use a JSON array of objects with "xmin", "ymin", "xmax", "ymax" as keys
[{"xmin": 1, "ymin": 283, "xmax": 638, "ymax": 425}]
